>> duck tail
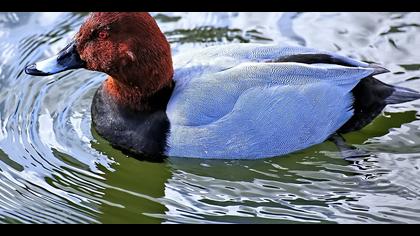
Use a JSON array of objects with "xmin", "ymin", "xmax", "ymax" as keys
[
  {"xmin": 338, "ymin": 76, "xmax": 420, "ymax": 134},
  {"xmin": 386, "ymin": 85, "xmax": 420, "ymax": 105},
  {"xmin": 366, "ymin": 63, "xmax": 420, "ymax": 105}
]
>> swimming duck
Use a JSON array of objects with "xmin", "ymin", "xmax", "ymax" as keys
[{"xmin": 25, "ymin": 12, "xmax": 420, "ymax": 160}]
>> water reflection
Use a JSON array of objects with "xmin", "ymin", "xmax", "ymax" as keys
[{"xmin": 0, "ymin": 12, "xmax": 420, "ymax": 223}]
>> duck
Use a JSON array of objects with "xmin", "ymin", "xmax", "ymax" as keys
[{"xmin": 24, "ymin": 12, "xmax": 420, "ymax": 160}]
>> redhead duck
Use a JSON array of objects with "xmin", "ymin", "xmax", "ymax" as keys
[{"xmin": 25, "ymin": 12, "xmax": 420, "ymax": 160}]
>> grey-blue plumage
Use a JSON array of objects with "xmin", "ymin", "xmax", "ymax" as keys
[{"xmin": 164, "ymin": 43, "xmax": 420, "ymax": 159}]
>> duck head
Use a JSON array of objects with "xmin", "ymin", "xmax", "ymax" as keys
[{"xmin": 25, "ymin": 12, "xmax": 174, "ymax": 110}]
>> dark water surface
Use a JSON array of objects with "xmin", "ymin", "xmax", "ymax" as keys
[{"xmin": 0, "ymin": 12, "xmax": 420, "ymax": 223}]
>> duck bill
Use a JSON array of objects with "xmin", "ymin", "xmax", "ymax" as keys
[{"xmin": 25, "ymin": 40, "xmax": 86, "ymax": 76}]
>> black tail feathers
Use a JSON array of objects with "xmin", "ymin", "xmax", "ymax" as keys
[
  {"xmin": 339, "ymin": 76, "xmax": 420, "ymax": 134},
  {"xmin": 385, "ymin": 85, "xmax": 420, "ymax": 105}
]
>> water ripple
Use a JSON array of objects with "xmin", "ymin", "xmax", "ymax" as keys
[{"xmin": 0, "ymin": 12, "xmax": 420, "ymax": 224}]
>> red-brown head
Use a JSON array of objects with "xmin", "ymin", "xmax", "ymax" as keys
[{"xmin": 25, "ymin": 12, "xmax": 174, "ymax": 110}]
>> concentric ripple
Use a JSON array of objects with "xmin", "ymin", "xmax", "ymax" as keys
[{"xmin": 0, "ymin": 12, "xmax": 420, "ymax": 224}]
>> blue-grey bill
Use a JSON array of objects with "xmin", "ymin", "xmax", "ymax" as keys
[{"xmin": 25, "ymin": 41, "xmax": 86, "ymax": 76}]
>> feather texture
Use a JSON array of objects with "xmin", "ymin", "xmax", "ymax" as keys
[{"xmin": 165, "ymin": 44, "xmax": 377, "ymax": 159}]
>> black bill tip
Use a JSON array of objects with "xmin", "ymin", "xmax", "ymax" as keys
[{"xmin": 25, "ymin": 64, "xmax": 52, "ymax": 76}]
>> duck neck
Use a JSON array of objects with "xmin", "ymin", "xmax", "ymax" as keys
[{"xmin": 104, "ymin": 76, "xmax": 174, "ymax": 112}]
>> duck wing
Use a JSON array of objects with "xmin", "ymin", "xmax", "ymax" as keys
[
  {"xmin": 172, "ymin": 43, "xmax": 369, "ymax": 76},
  {"xmin": 166, "ymin": 60, "xmax": 378, "ymax": 159}
]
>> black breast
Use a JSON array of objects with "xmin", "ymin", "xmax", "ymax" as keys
[{"xmin": 91, "ymin": 84, "xmax": 173, "ymax": 161}]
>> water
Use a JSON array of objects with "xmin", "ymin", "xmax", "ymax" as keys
[{"xmin": 0, "ymin": 12, "xmax": 420, "ymax": 224}]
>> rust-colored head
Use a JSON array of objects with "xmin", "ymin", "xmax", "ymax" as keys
[
  {"xmin": 76, "ymin": 12, "xmax": 173, "ymax": 83},
  {"xmin": 77, "ymin": 12, "xmax": 173, "ymax": 109},
  {"xmin": 25, "ymin": 12, "xmax": 174, "ymax": 111}
]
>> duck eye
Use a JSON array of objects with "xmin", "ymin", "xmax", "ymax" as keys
[{"xmin": 98, "ymin": 31, "xmax": 108, "ymax": 39}]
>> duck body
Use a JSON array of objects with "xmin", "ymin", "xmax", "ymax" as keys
[
  {"xmin": 25, "ymin": 13, "xmax": 420, "ymax": 160},
  {"xmin": 92, "ymin": 43, "xmax": 417, "ymax": 159},
  {"xmin": 163, "ymin": 43, "xmax": 388, "ymax": 159}
]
